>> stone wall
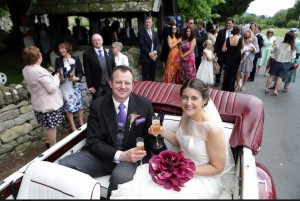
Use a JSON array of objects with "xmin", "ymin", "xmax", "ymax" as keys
[
  {"xmin": 0, "ymin": 78, "xmax": 91, "ymax": 163},
  {"xmin": 0, "ymin": 46, "xmax": 142, "ymax": 163}
]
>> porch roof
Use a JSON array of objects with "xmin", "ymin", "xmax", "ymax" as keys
[{"xmin": 27, "ymin": 0, "xmax": 161, "ymax": 16}]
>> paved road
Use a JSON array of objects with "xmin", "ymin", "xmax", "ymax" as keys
[{"xmin": 157, "ymin": 60, "xmax": 300, "ymax": 198}]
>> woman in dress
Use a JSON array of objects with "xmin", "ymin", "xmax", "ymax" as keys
[
  {"xmin": 22, "ymin": 46, "xmax": 64, "ymax": 148},
  {"xmin": 265, "ymin": 32, "xmax": 296, "ymax": 96},
  {"xmin": 236, "ymin": 29, "xmax": 256, "ymax": 91},
  {"xmin": 110, "ymin": 78, "xmax": 235, "ymax": 199},
  {"xmin": 162, "ymin": 25, "xmax": 182, "ymax": 83},
  {"xmin": 282, "ymin": 28, "xmax": 300, "ymax": 92},
  {"xmin": 221, "ymin": 25, "xmax": 243, "ymax": 92},
  {"xmin": 55, "ymin": 41, "xmax": 84, "ymax": 131},
  {"xmin": 196, "ymin": 39, "xmax": 215, "ymax": 85},
  {"xmin": 112, "ymin": 41, "xmax": 129, "ymax": 66},
  {"xmin": 256, "ymin": 28, "xmax": 277, "ymax": 75},
  {"xmin": 179, "ymin": 25, "xmax": 197, "ymax": 83}
]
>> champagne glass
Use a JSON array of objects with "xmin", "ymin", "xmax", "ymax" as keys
[
  {"xmin": 152, "ymin": 115, "xmax": 162, "ymax": 149},
  {"xmin": 136, "ymin": 137, "xmax": 144, "ymax": 165}
]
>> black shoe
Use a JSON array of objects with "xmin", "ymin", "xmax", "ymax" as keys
[
  {"xmin": 214, "ymin": 82, "xmax": 220, "ymax": 87},
  {"xmin": 248, "ymin": 79, "xmax": 254, "ymax": 82},
  {"xmin": 45, "ymin": 143, "xmax": 50, "ymax": 149}
]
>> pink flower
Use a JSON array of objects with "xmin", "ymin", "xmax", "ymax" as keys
[
  {"xmin": 149, "ymin": 150, "xmax": 196, "ymax": 191},
  {"xmin": 128, "ymin": 113, "xmax": 140, "ymax": 131}
]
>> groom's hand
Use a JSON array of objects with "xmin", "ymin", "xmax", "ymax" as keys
[{"xmin": 120, "ymin": 148, "xmax": 146, "ymax": 163}]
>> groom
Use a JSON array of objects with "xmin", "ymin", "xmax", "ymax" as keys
[{"xmin": 59, "ymin": 65, "xmax": 166, "ymax": 199}]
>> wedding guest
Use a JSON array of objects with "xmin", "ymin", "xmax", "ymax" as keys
[
  {"xmin": 119, "ymin": 20, "xmax": 136, "ymax": 46},
  {"xmin": 55, "ymin": 41, "xmax": 85, "ymax": 132},
  {"xmin": 72, "ymin": 17, "xmax": 88, "ymax": 45},
  {"xmin": 180, "ymin": 25, "xmax": 197, "ymax": 83},
  {"xmin": 236, "ymin": 30, "xmax": 256, "ymax": 91},
  {"xmin": 221, "ymin": 25, "xmax": 243, "ymax": 92},
  {"xmin": 196, "ymin": 39, "xmax": 215, "ymax": 85},
  {"xmin": 110, "ymin": 78, "xmax": 236, "ymax": 199},
  {"xmin": 138, "ymin": 16, "xmax": 160, "ymax": 81},
  {"xmin": 162, "ymin": 25, "xmax": 182, "ymax": 83},
  {"xmin": 112, "ymin": 42, "xmax": 129, "ymax": 66},
  {"xmin": 83, "ymin": 33, "xmax": 115, "ymax": 100},
  {"xmin": 214, "ymin": 18, "xmax": 235, "ymax": 87},
  {"xmin": 256, "ymin": 28, "xmax": 277, "ymax": 75},
  {"xmin": 22, "ymin": 46, "xmax": 64, "ymax": 148},
  {"xmin": 265, "ymin": 32, "xmax": 296, "ymax": 96}
]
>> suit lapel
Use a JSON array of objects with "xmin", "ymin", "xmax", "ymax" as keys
[
  {"xmin": 104, "ymin": 97, "xmax": 118, "ymax": 146},
  {"xmin": 90, "ymin": 49, "xmax": 102, "ymax": 69},
  {"xmin": 123, "ymin": 94, "xmax": 137, "ymax": 146}
]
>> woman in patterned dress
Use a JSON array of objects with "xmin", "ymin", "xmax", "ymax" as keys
[
  {"xmin": 179, "ymin": 26, "xmax": 197, "ymax": 83},
  {"xmin": 162, "ymin": 25, "xmax": 182, "ymax": 83},
  {"xmin": 22, "ymin": 46, "xmax": 64, "ymax": 148},
  {"xmin": 256, "ymin": 28, "xmax": 277, "ymax": 75},
  {"xmin": 55, "ymin": 41, "xmax": 85, "ymax": 131}
]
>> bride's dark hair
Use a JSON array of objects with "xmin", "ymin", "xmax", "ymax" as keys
[{"xmin": 180, "ymin": 78, "xmax": 210, "ymax": 107}]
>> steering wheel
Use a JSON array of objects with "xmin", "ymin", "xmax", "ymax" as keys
[{"xmin": 0, "ymin": 72, "xmax": 7, "ymax": 84}]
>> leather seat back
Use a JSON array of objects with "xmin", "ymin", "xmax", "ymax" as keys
[{"xmin": 17, "ymin": 161, "xmax": 101, "ymax": 199}]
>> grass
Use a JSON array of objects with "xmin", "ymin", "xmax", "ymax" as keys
[{"xmin": 272, "ymin": 28, "xmax": 290, "ymax": 37}]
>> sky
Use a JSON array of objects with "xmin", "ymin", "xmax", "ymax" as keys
[{"xmin": 246, "ymin": 0, "xmax": 296, "ymax": 17}]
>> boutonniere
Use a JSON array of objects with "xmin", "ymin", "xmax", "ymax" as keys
[
  {"xmin": 128, "ymin": 112, "xmax": 145, "ymax": 131},
  {"xmin": 68, "ymin": 58, "xmax": 76, "ymax": 65},
  {"xmin": 105, "ymin": 48, "xmax": 109, "ymax": 55}
]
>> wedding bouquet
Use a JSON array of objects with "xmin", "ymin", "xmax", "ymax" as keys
[{"xmin": 149, "ymin": 150, "xmax": 196, "ymax": 192}]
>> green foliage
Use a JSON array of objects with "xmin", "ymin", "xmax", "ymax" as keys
[
  {"xmin": 177, "ymin": 0, "xmax": 224, "ymax": 23},
  {"xmin": 271, "ymin": 10, "xmax": 288, "ymax": 28},
  {"xmin": 286, "ymin": 0, "xmax": 300, "ymax": 25},
  {"xmin": 212, "ymin": 0, "xmax": 254, "ymax": 23},
  {"xmin": 0, "ymin": 0, "xmax": 9, "ymax": 17},
  {"xmin": 287, "ymin": 20, "xmax": 298, "ymax": 29}
]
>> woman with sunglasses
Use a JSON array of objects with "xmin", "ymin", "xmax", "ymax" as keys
[
  {"xmin": 256, "ymin": 28, "xmax": 277, "ymax": 75},
  {"xmin": 162, "ymin": 25, "xmax": 182, "ymax": 83}
]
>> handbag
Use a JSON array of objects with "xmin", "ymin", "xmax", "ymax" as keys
[{"xmin": 212, "ymin": 60, "xmax": 220, "ymax": 75}]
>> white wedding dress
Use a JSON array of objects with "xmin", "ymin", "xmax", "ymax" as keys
[{"xmin": 110, "ymin": 115, "xmax": 236, "ymax": 199}]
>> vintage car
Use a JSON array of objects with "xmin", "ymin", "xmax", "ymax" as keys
[{"xmin": 0, "ymin": 81, "xmax": 276, "ymax": 199}]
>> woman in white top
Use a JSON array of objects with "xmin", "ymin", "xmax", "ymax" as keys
[
  {"xmin": 112, "ymin": 41, "xmax": 129, "ymax": 66},
  {"xmin": 265, "ymin": 32, "xmax": 296, "ymax": 96}
]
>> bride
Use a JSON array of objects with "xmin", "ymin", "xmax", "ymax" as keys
[{"xmin": 110, "ymin": 79, "xmax": 236, "ymax": 199}]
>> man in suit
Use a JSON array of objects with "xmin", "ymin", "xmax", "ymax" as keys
[
  {"xmin": 214, "ymin": 18, "xmax": 234, "ymax": 87},
  {"xmin": 83, "ymin": 33, "xmax": 115, "ymax": 100},
  {"xmin": 196, "ymin": 21, "xmax": 208, "ymax": 70},
  {"xmin": 138, "ymin": 16, "xmax": 160, "ymax": 81},
  {"xmin": 72, "ymin": 17, "xmax": 88, "ymax": 45},
  {"xmin": 249, "ymin": 26, "xmax": 264, "ymax": 81},
  {"xmin": 119, "ymin": 19, "xmax": 136, "ymax": 46},
  {"xmin": 59, "ymin": 65, "xmax": 165, "ymax": 198}
]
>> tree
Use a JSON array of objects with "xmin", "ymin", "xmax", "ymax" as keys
[
  {"xmin": 212, "ymin": 0, "xmax": 254, "ymax": 24},
  {"xmin": 271, "ymin": 10, "xmax": 288, "ymax": 28},
  {"xmin": 177, "ymin": 0, "xmax": 224, "ymax": 22},
  {"xmin": 286, "ymin": 0, "xmax": 300, "ymax": 28}
]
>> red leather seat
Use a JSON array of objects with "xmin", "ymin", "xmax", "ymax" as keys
[{"xmin": 133, "ymin": 81, "xmax": 264, "ymax": 155}]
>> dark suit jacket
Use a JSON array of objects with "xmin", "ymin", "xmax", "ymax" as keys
[
  {"xmin": 120, "ymin": 27, "xmax": 136, "ymax": 40},
  {"xmin": 255, "ymin": 33, "xmax": 264, "ymax": 59},
  {"xmin": 72, "ymin": 25, "xmax": 88, "ymax": 45},
  {"xmin": 214, "ymin": 28, "xmax": 228, "ymax": 67},
  {"xmin": 197, "ymin": 29, "xmax": 208, "ymax": 58},
  {"xmin": 86, "ymin": 92, "xmax": 157, "ymax": 168},
  {"xmin": 83, "ymin": 47, "xmax": 115, "ymax": 93},
  {"xmin": 138, "ymin": 28, "xmax": 160, "ymax": 63},
  {"xmin": 54, "ymin": 55, "xmax": 84, "ymax": 80}
]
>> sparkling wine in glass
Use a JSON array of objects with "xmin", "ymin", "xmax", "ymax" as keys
[
  {"xmin": 152, "ymin": 115, "xmax": 162, "ymax": 149},
  {"xmin": 136, "ymin": 137, "xmax": 144, "ymax": 165}
]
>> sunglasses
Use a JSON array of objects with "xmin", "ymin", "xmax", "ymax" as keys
[{"xmin": 267, "ymin": 31, "xmax": 273, "ymax": 34}]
